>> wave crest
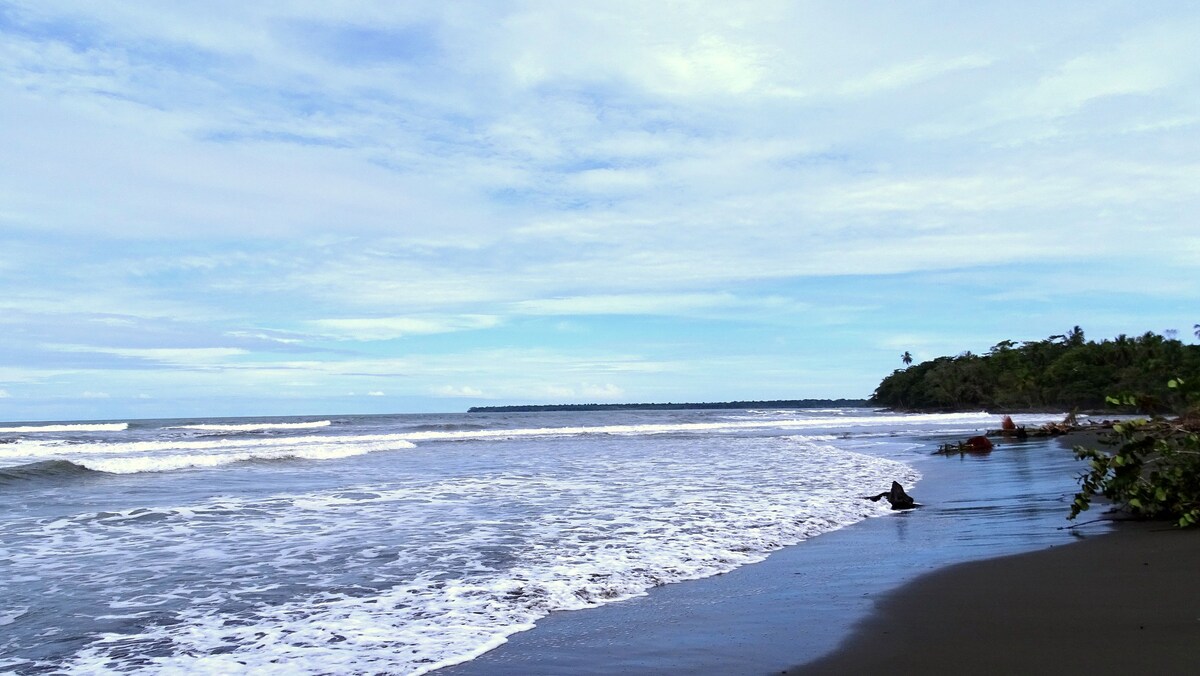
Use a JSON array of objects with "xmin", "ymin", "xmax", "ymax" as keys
[
  {"xmin": 0, "ymin": 423, "xmax": 129, "ymax": 433},
  {"xmin": 0, "ymin": 459, "xmax": 98, "ymax": 484},
  {"xmin": 168, "ymin": 420, "xmax": 332, "ymax": 432}
]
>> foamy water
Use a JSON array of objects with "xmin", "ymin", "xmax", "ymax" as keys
[
  {"xmin": 0, "ymin": 422, "xmax": 129, "ymax": 433},
  {"xmin": 0, "ymin": 409, "xmax": 1062, "ymax": 674},
  {"xmin": 168, "ymin": 420, "xmax": 333, "ymax": 432}
]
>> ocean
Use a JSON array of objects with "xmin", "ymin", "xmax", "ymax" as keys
[{"xmin": 0, "ymin": 408, "xmax": 1066, "ymax": 674}]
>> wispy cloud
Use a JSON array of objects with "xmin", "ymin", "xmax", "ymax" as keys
[
  {"xmin": 511, "ymin": 293, "xmax": 740, "ymax": 316},
  {"xmin": 310, "ymin": 315, "xmax": 502, "ymax": 341},
  {"xmin": 838, "ymin": 55, "xmax": 994, "ymax": 97},
  {"xmin": 1, "ymin": 1, "xmax": 1197, "ymax": 419},
  {"xmin": 1010, "ymin": 20, "xmax": 1199, "ymax": 119}
]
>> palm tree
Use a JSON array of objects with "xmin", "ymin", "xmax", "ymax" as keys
[{"xmin": 901, "ymin": 351, "xmax": 913, "ymax": 366}]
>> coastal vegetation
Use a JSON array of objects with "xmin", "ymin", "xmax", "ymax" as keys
[
  {"xmin": 871, "ymin": 327, "xmax": 1200, "ymax": 413},
  {"xmin": 870, "ymin": 326, "xmax": 1200, "ymax": 527},
  {"xmin": 1071, "ymin": 379, "xmax": 1200, "ymax": 528}
]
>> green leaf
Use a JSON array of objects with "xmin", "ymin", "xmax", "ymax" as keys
[
  {"xmin": 1106, "ymin": 395, "xmax": 1121, "ymax": 405},
  {"xmin": 1156, "ymin": 487, "xmax": 1168, "ymax": 502},
  {"xmin": 1167, "ymin": 379, "xmax": 1179, "ymax": 389}
]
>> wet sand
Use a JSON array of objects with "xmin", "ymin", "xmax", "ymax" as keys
[
  {"xmin": 790, "ymin": 519, "xmax": 1200, "ymax": 673},
  {"xmin": 440, "ymin": 434, "xmax": 1124, "ymax": 675}
]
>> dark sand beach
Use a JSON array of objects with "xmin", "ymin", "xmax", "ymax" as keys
[
  {"xmin": 439, "ymin": 431, "xmax": 1200, "ymax": 675},
  {"xmin": 791, "ymin": 519, "xmax": 1200, "ymax": 674}
]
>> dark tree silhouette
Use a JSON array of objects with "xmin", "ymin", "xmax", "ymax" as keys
[
  {"xmin": 872, "ymin": 328, "xmax": 1200, "ymax": 412},
  {"xmin": 901, "ymin": 351, "xmax": 913, "ymax": 366}
]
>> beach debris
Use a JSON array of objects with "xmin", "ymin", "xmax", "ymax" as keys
[
  {"xmin": 998, "ymin": 415, "xmax": 1028, "ymax": 438},
  {"xmin": 866, "ymin": 481, "xmax": 919, "ymax": 510},
  {"xmin": 934, "ymin": 435, "xmax": 994, "ymax": 456},
  {"xmin": 985, "ymin": 412, "xmax": 1115, "ymax": 441},
  {"xmin": 965, "ymin": 435, "xmax": 993, "ymax": 452}
]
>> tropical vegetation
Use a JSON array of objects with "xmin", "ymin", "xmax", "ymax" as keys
[
  {"xmin": 1071, "ymin": 379, "xmax": 1200, "ymax": 527},
  {"xmin": 871, "ymin": 327, "xmax": 1200, "ymax": 413}
]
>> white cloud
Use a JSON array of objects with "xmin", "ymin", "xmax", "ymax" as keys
[
  {"xmin": 512, "ymin": 293, "xmax": 738, "ymax": 316},
  {"xmin": 0, "ymin": 389, "xmax": 10, "ymax": 398},
  {"xmin": 50, "ymin": 346, "xmax": 249, "ymax": 365},
  {"xmin": 1, "ymin": 2, "xmax": 1198, "ymax": 419},
  {"xmin": 496, "ymin": 2, "xmax": 783, "ymax": 98},
  {"xmin": 310, "ymin": 315, "xmax": 501, "ymax": 341},
  {"xmin": 580, "ymin": 383, "xmax": 625, "ymax": 400},
  {"xmin": 838, "ymin": 55, "xmax": 993, "ymax": 97},
  {"xmin": 646, "ymin": 34, "xmax": 768, "ymax": 97},
  {"xmin": 1012, "ymin": 21, "xmax": 1198, "ymax": 119},
  {"xmin": 433, "ymin": 385, "xmax": 485, "ymax": 398},
  {"xmin": 367, "ymin": 391, "xmax": 386, "ymax": 397}
]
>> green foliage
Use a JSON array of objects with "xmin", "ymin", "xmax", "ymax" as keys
[
  {"xmin": 1072, "ymin": 380, "xmax": 1200, "ymax": 526},
  {"xmin": 871, "ymin": 327, "xmax": 1200, "ymax": 413},
  {"xmin": 1071, "ymin": 416, "xmax": 1200, "ymax": 527}
]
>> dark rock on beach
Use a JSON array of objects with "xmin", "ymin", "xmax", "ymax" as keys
[{"xmin": 866, "ymin": 481, "xmax": 918, "ymax": 510}]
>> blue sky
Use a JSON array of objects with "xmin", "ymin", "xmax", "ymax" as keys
[{"xmin": 1, "ymin": 1, "xmax": 1198, "ymax": 421}]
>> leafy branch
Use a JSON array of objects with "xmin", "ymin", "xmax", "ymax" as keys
[{"xmin": 1071, "ymin": 379, "xmax": 1200, "ymax": 527}]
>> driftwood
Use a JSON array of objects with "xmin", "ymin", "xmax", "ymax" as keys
[
  {"xmin": 940, "ymin": 413, "xmax": 1119, "ymax": 456},
  {"xmin": 934, "ymin": 435, "xmax": 994, "ymax": 456},
  {"xmin": 866, "ymin": 481, "xmax": 919, "ymax": 510},
  {"xmin": 987, "ymin": 416, "xmax": 1113, "ymax": 439}
]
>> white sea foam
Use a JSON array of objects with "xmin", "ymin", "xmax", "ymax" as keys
[
  {"xmin": 169, "ymin": 420, "xmax": 332, "ymax": 431},
  {"xmin": 6, "ymin": 433, "xmax": 920, "ymax": 675},
  {"xmin": 0, "ymin": 422, "xmax": 128, "ymax": 433},
  {"xmin": 0, "ymin": 434, "xmax": 417, "ymax": 473},
  {"xmin": 0, "ymin": 607, "xmax": 29, "ymax": 626},
  {"xmin": 7, "ymin": 409, "xmax": 1069, "ymax": 673},
  {"xmin": 0, "ymin": 411, "xmax": 1060, "ymax": 475},
  {"xmin": 79, "ymin": 443, "xmax": 406, "ymax": 474},
  {"xmin": 0, "ymin": 433, "xmax": 416, "ymax": 465}
]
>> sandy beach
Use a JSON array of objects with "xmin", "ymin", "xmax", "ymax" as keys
[
  {"xmin": 791, "ymin": 519, "xmax": 1200, "ymax": 673},
  {"xmin": 439, "ymin": 431, "xmax": 1170, "ymax": 675}
]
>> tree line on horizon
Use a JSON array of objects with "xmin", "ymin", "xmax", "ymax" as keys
[{"xmin": 871, "ymin": 326, "xmax": 1200, "ymax": 413}]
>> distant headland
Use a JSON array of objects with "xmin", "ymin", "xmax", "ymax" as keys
[{"xmin": 467, "ymin": 399, "xmax": 870, "ymax": 413}]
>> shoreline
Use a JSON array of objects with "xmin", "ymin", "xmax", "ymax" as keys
[
  {"xmin": 439, "ymin": 431, "xmax": 1112, "ymax": 675},
  {"xmin": 789, "ymin": 519, "xmax": 1200, "ymax": 673}
]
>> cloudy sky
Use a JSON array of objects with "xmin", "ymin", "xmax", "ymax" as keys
[{"xmin": 1, "ymin": 1, "xmax": 1198, "ymax": 421}]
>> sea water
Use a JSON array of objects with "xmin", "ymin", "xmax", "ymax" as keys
[{"xmin": 0, "ymin": 409, "xmax": 1064, "ymax": 674}]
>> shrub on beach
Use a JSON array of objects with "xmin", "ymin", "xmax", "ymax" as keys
[{"xmin": 1071, "ymin": 379, "xmax": 1200, "ymax": 528}]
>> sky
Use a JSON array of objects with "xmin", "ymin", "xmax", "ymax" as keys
[{"xmin": 1, "ymin": 1, "xmax": 1198, "ymax": 422}]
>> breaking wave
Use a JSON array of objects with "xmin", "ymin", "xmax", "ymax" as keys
[
  {"xmin": 0, "ymin": 435, "xmax": 418, "ymax": 476},
  {"xmin": 0, "ymin": 460, "xmax": 98, "ymax": 485},
  {"xmin": 168, "ymin": 420, "xmax": 333, "ymax": 432},
  {"xmin": 11, "ymin": 437, "xmax": 919, "ymax": 675},
  {"xmin": 0, "ymin": 423, "xmax": 128, "ymax": 433}
]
